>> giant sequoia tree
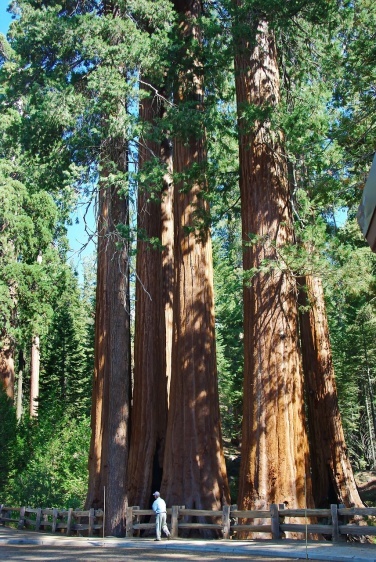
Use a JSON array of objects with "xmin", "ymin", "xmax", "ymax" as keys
[
  {"xmin": 1, "ymin": 0, "xmax": 375, "ymax": 532},
  {"xmin": 298, "ymin": 272, "xmax": 363, "ymax": 508},
  {"xmin": 85, "ymin": 138, "xmax": 131, "ymax": 536},
  {"xmin": 85, "ymin": 0, "xmax": 172, "ymax": 534},
  {"xmin": 233, "ymin": 11, "xmax": 312, "ymax": 514},
  {"xmin": 127, "ymin": 85, "xmax": 168, "ymax": 507},
  {"xmin": 161, "ymin": 0, "xmax": 230, "ymax": 514}
]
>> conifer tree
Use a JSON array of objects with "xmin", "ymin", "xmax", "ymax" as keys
[
  {"xmin": 160, "ymin": 1, "xmax": 230, "ymax": 520},
  {"xmin": 232, "ymin": 8, "xmax": 312, "ymax": 518},
  {"xmin": 127, "ymin": 84, "xmax": 169, "ymax": 507}
]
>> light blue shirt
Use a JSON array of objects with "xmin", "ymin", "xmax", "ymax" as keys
[{"xmin": 152, "ymin": 497, "xmax": 167, "ymax": 514}]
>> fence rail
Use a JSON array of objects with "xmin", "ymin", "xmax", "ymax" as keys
[
  {"xmin": 1, "ymin": 503, "xmax": 375, "ymax": 541},
  {"xmin": 0, "ymin": 505, "xmax": 103, "ymax": 536}
]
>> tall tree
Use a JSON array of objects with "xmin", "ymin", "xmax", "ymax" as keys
[
  {"xmin": 274, "ymin": 0, "xmax": 373, "ymax": 504},
  {"xmin": 83, "ymin": 8, "xmax": 132, "ymax": 532},
  {"xmin": 233, "ymin": 11, "xmax": 312, "ymax": 516},
  {"xmin": 299, "ymin": 272, "xmax": 364, "ymax": 507},
  {"xmin": 40, "ymin": 264, "xmax": 94, "ymax": 418},
  {"xmin": 126, "ymin": 1, "xmax": 175, "ymax": 508},
  {"xmin": 86, "ymin": 146, "xmax": 131, "ymax": 536},
  {"xmin": 2, "ymin": 0, "xmax": 173, "ymax": 533},
  {"xmin": 127, "ymin": 85, "xmax": 168, "ymax": 507},
  {"xmin": 161, "ymin": 0, "xmax": 230, "ymax": 517}
]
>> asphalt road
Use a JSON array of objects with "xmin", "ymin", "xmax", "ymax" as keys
[{"xmin": 0, "ymin": 545, "xmax": 331, "ymax": 562}]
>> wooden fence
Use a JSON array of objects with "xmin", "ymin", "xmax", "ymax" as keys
[
  {"xmin": 0, "ymin": 505, "xmax": 103, "ymax": 536},
  {"xmin": 126, "ymin": 504, "xmax": 376, "ymax": 541},
  {"xmin": 1, "ymin": 503, "xmax": 375, "ymax": 541}
]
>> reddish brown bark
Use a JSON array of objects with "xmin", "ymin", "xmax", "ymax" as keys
[
  {"xmin": 161, "ymin": 134, "xmax": 174, "ymax": 403},
  {"xmin": 299, "ymin": 274, "xmax": 363, "ymax": 508},
  {"xmin": 0, "ymin": 346, "xmax": 14, "ymax": 401},
  {"xmin": 127, "ymin": 89, "xmax": 168, "ymax": 507},
  {"xmin": 161, "ymin": 0, "xmax": 230, "ymax": 519},
  {"xmin": 85, "ymin": 146, "xmax": 131, "ymax": 536},
  {"xmin": 234, "ymin": 18, "xmax": 312, "ymax": 517}
]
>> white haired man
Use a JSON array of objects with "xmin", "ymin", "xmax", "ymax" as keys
[{"xmin": 152, "ymin": 491, "xmax": 171, "ymax": 541}]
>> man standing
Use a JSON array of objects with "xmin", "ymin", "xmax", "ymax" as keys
[{"xmin": 152, "ymin": 491, "xmax": 171, "ymax": 541}]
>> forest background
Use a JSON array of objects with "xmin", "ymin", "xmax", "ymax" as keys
[{"xmin": 0, "ymin": 0, "xmax": 375, "ymax": 537}]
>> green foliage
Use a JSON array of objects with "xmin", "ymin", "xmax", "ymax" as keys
[
  {"xmin": 213, "ymin": 220, "xmax": 244, "ymax": 441},
  {"xmin": 0, "ymin": 407, "xmax": 90, "ymax": 508},
  {"xmin": 0, "ymin": 391, "xmax": 18, "ymax": 496},
  {"xmin": 40, "ymin": 265, "xmax": 94, "ymax": 418},
  {"xmin": 324, "ymin": 220, "xmax": 376, "ymax": 469}
]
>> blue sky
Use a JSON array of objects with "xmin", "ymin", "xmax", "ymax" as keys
[{"xmin": 0, "ymin": 1, "xmax": 13, "ymax": 35}]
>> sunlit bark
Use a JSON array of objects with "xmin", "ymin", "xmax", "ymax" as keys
[
  {"xmin": 299, "ymin": 273, "xmax": 363, "ymax": 507},
  {"xmin": 234, "ymin": 16, "xmax": 312, "ymax": 522},
  {"xmin": 85, "ymin": 143, "xmax": 131, "ymax": 536},
  {"xmin": 128, "ymin": 88, "xmax": 168, "ymax": 507},
  {"xmin": 161, "ymin": 133, "xmax": 174, "ymax": 404},
  {"xmin": 0, "ymin": 346, "xmax": 14, "ymax": 401},
  {"xmin": 30, "ymin": 335, "xmax": 39, "ymax": 417},
  {"xmin": 161, "ymin": 0, "xmax": 230, "ymax": 523}
]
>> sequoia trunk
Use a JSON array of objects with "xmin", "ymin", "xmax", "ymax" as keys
[
  {"xmin": 161, "ymin": 0, "xmax": 230, "ymax": 517},
  {"xmin": 234, "ymin": 17, "xmax": 312, "ymax": 517},
  {"xmin": 0, "ymin": 346, "xmax": 14, "ymax": 401},
  {"xmin": 127, "ymin": 87, "xmax": 168, "ymax": 507},
  {"xmin": 85, "ymin": 144, "xmax": 131, "ymax": 536},
  {"xmin": 299, "ymin": 274, "xmax": 363, "ymax": 507}
]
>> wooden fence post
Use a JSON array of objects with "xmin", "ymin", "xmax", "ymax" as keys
[
  {"xmin": 222, "ymin": 504, "xmax": 231, "ymax": 539},
  {"xmin": 52, "ymin": 508, "xmax": 58, "ymax": 533},
  {"xmin": 337, "ymin": 503, "xmax": 347, "ymax": 542},
  {"xmin": 18, "ymin": 507, "xmax": 26, "ymax": 530},
  {"xmin": 66, "ymin": 508, "xmax": 73, "ymax": 536},
  {"xmin": 331, "ymin": 504, "xmax": 340, "ymax": 543},
  {"xmin": 230, "ymin": 504, "xmax": 238, "ymax": 530},
  {"xmin": 270, "ymin": 504, "xmax": 280, "ymax": 540},
  {"xmin": 171, "ymin": 505, "xmax": 179, "ymax": 538},
  {"xmin": 88, "ymin": 508, "xmax": 94, "ymax": 536},
  {"xmin": 126, "ymin": 506, "xmax": 134, "ymax": 537},
  {"xmin": 35, "ymin": 508, "xmax": 42, "ymax": 531},
  {"xmin": 132, "ymin": 506, "xmax": 140, "ymax": 537},
  {"xmin": 41, "ymin": 510, "xmax": 49, "ymax": 530},
  {"xmin": 279, "ymin": 504, "xmax": 286, "ymax": 539}
]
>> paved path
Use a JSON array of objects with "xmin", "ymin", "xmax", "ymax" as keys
[
  {"xmin": 1, "ymin": 526, "xmax": 375, "ymax": 561},
  {"xmin": 0, "ymin": 543, "xmax": 320, "ymax": 562}
]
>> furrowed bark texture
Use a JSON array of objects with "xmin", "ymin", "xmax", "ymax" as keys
[
  {"xmin": 235, "ymin": 18, "xmax": 312, "ymax": 518},
  {"xmin": 128, "ymin": 89, "xmax": 168, "ymax": 507},
  {"xmin": 299, "ymin": 274, "xmax": 363, "ymax": 508},
  {"xmin": 161, "ymin": 0, "xmax": 230, "ymax": 521},
  {"xmin": 86, "ymin": 145, "xmax": 131, "ymax": 536}
]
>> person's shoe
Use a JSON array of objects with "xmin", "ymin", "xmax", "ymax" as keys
[
  {"xmin": 154, "ymin": 538, "xmax": 161, "ymax": 541},
  {"xmin": 167, "ymin": 535, "xmax": 170, "ymax": 540}
]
